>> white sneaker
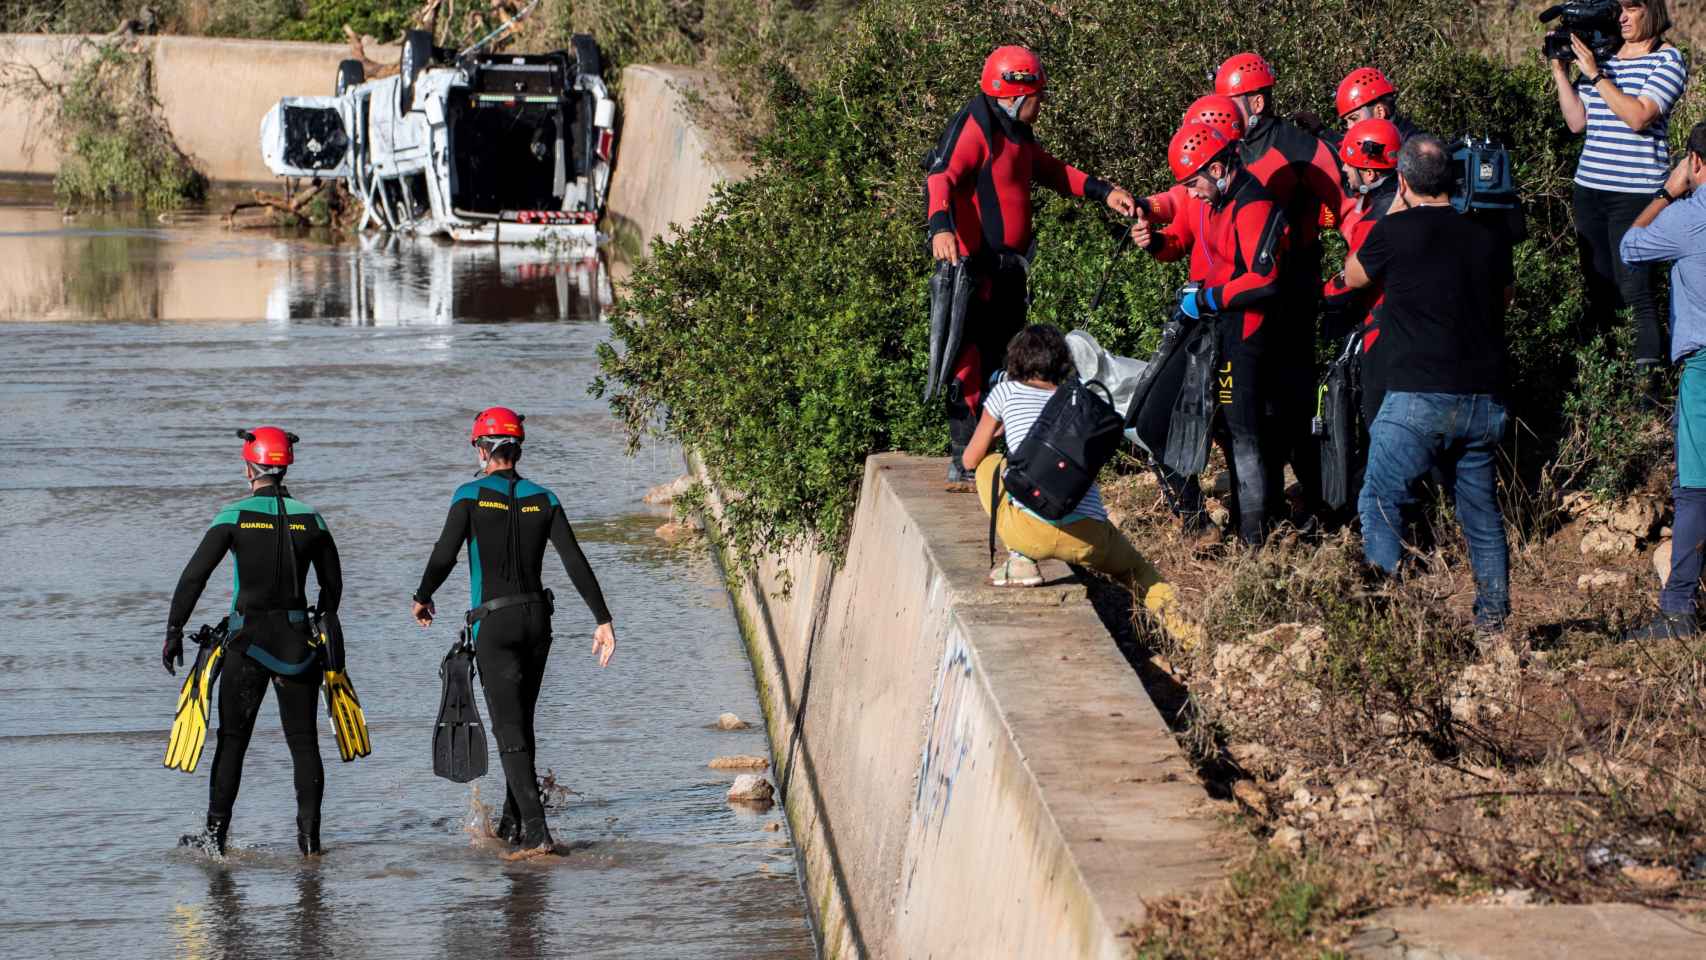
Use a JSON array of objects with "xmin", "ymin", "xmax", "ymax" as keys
[{"xmin": 989, "ymin": 551, "xmax": 1042, "ymax": 587}]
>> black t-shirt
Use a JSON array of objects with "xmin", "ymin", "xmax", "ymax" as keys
[{"xmin": 1357, "ymin": 205, "xmax": 1511, "ymax": 397}]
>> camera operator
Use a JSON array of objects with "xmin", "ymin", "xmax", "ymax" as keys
[
  {"xmin": 1550, "ymin": 0, "xmax": 1687, "ymax": 368},
  {"xmin": 1619, "ymin": 122, "xmax": 1706, "ymax": 641},
  {"xmin": 1343, "ymin": 136, "xmax": 1515, "ymax": 635}
]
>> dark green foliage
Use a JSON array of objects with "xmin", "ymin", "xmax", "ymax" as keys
[
  {"xmin": 281, "ymin": 0, "xmax": 419, "ymax": 43},
  {"xmin": 598, "ymin": 0, "xmax": 1696, "ymax": 565}
]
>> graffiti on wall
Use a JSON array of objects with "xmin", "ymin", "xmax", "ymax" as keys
[{"xmin": 912, "ymin": 629, "xmax": 977, "ymax": 835}]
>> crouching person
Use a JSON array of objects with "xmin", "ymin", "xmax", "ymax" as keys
[
  {"xmin": 961, "ymin": 324, "xmax": 1195, "ymax": 641},
  {"xmin": 1342, "ymin": 136, "xmax": 1514, "ymax": 635}
]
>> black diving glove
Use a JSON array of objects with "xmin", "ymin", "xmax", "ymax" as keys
[
  {"xmin": 319, "ymin": 611, "xmax": 347, "ymax": 673},
  {"xmin": 162, "ymin": 624, "xmax": 184, "ymax": 675}
]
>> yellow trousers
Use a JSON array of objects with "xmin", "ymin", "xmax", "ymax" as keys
[{"xmin": 975, "ymin": 455, "xmax": 1198, "ymax": 645}]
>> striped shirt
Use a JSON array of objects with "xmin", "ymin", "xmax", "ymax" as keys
[
  {"xmin": 987, "ymin": 379, "xmax": 1109, "ymax": 523},
  {"xmin": 1574, "ymin": 47, "xmax": 1688, "ymax": 193}
]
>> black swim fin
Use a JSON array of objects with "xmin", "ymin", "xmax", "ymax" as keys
[{"xmin": 433, "ymin": 638, "xmax": 488, "ymax": 783}]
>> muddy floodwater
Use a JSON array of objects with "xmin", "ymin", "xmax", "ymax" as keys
[{"xmin": 0, "ymin": 187, "xmax": 815, "ymax": 959}]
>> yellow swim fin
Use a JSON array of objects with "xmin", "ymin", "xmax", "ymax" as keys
[
  {"xmin": 322, "ymin": 670, "xmax": 372, "ymax": 763},
  {"xmin": 163, "ymin": 642, "xmax": 224, "ymax": 773}
]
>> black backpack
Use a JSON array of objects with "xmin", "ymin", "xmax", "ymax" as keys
[{"xmin": 989, "ymin": 377, "xmax": 1124, "ymax": 561}]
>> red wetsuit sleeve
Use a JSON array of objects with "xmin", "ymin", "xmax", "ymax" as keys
[
  {"xmin": 925, "ymin": 116, "xmax": 988, "ymax": 238},
  {"xmin": 1150, "ymin": 218, "xmax": 1193, "ymax": 262},
  {"xmin": 1141, "ymin": 185, "xmax": 1189, "ymax": 223},
  {"xmin": 1301, "ymin": 138, "xmax": 1344, "ymax": 245},
  {"xmin": 1032, "ymin": 147, "xmax": 1112, "ymax": 203},
  {"xmin": 1207, "ymin": 200, "xmax": 1286, "ymax": 312}
]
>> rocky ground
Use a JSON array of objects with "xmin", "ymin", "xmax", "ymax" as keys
[{"xmin": 1095, "ymin": 462, "xmax": 1706, "ymax": 957}]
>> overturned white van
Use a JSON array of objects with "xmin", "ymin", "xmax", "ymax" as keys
[{"xmin": 260, "ymin": 31, "xmax": 615, "ymax": 248}]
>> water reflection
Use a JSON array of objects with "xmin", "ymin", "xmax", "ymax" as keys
[
  {"xmin": 268, "ymin": 234, "xmax": 612, "ymax": 326},
  {"xmin": 0, "ymin": 188, "xmax": 611, "ymax": 324}
]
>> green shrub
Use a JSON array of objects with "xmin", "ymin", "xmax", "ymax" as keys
[
  {"xmin": 51, "ymin": 43, "xmax": 207, "ymax": 209},
  {"xmin": 598, "ymin": 0, "xmax": 1697, "ymax": 566},
  {"xmin": 281, "ymin": 0, "xmax": 418, "ymax": 42}
]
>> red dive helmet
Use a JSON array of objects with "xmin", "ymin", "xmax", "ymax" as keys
[
  {"xmin": 1214, "ymin": 53, "xmax": 1276, "ymax": 97},
  {"xmin": 1169, "ymin": 122, "xmax": 1233, "ymax": 183},
  {"xmin": 981, "ymin": 46, "xmax": 1046, "ymax": 98},
  {"xmin": 1181, "ymin": 94, "xmax": 1245, "ymax": 141},
  {"xmin": 470, "ymin": 406, "xmax": 525, "ymax": 445},
  {"xmin": 1340, "ymin": 118, "xmax": 1401, "ymax": 170},
  {"xmin": 1337, "ymin": 67, "xmax": 1396, "ymax": 119},
  {"xmin": 237, "ymin": 427, "xmax": 296, "ymax": 467},
  {"xmin": 1166, "ymin": 122, "xmax": 1235, "ymax": 183}
]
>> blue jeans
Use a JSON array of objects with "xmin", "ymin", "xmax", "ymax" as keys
[
  {"xmin": 1359, "ymin": 392, "xmax": 1510, "ymax": 628},
  {"xmin": 1662, "ymin": 356, "xmax": 1706, "ymax": 613}
]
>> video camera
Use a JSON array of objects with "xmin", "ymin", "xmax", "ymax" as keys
[
  {"xmin": 1449, "ymin": 137, "xmax": 1519, "ymax": 213},
  {"xmin": 1539, "ymin": 0, "xmax": 1622, "ymax": 64}
]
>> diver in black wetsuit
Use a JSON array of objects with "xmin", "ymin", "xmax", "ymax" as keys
[
  {"xmin": 164, "ymin": 427, "xmax": 343, "ymax": 855},
  {"xmin": 411, "ymin": 406, "xmax": 616, "ymax": 857}
]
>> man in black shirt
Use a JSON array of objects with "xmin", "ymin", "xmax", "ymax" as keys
[{"xmin": 1344, "ymin": 135, "xmax": 1515, "ymax": 633}]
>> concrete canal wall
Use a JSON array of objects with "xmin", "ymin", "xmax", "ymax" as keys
[
  {"xmin": 0, "ymin": 34, "xmax": 365, "ymax": 184},
  {"xmin": 710, "ymin": 456, "xmax": 1223, "ymax": 958}
]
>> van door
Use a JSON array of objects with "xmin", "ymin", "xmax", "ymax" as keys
[{"xmin": 260, "ymin": 96, "xmax": 354, "ymax": 178}]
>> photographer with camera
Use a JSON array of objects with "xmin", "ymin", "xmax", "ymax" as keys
[
  {"xmin": 1549, "ymin": 0, "xmax": 1688, "ymax": 368},
  {"xmin": 1619, "ymin": 122, "xmax": 1706, "ymax": 641}
]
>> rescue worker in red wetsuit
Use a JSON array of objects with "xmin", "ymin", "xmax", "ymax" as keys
[
  {"xmin": 1213, "ymin": 52, "xmax": 1343, "ymax": 526},
  {"xmin": 1129, "ymin": 123, "xmax": 1289, "ymax": 545},
  {"xmin": 1324, "ymin": 118, "xmax": 1403, "ymax": 425},
  {"xmin": 925, "ymin": 45, "xmax": 1137, "ymax": 481},
  {"xmin": 1138, "ymin": 94, "xmax": 1248, "ymax": 285},
  {"xmin": 1336, "ymin": 67, "xmax": 1424, "ymax": 142}
]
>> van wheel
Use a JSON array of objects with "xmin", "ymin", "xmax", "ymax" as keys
[
  {"xmin": 399, "ymin": 29, "xmax": 434, "ymax": 111},
  {"xmin": 570, "ymin": 34, "xmax": 602, "ymax": 79},
  {"xmin": 335, "ymin": 59, "xmax": 364, "ymax": 96}
]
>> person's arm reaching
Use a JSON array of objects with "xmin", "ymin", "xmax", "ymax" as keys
[
  {"xmin": 412, "ymin": 498, "xmax": 470, "ymax": 626},
  {"xmin": 1032, "ymin": 147, "xmax": 1135, "ymax": 215},
  {"xmin": 164, "ymin": 523, "xmax": 232, "ymax": 674},
  {"xmin": 547, "ymin": 505, "xmax": 611, "ymax": 625},
  {"xmin": 311, "ymin": 518, "xmax": 342, "ymax": 616},
  {"xmin": 548, "ymin": 505, "xmax": 617, "ymax": 667},
  {"xmin": 169, "ymin": 524, "xmax": 233, "ymax": 632}
]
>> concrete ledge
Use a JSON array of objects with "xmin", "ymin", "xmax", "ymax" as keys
[
  {"xmin": 708, "ymin": 453, "xmax": 1223, "ymax": 958},
  {"xmin": 1351, "ymin": 904, "xmax": 1706, "ymax": 958}
]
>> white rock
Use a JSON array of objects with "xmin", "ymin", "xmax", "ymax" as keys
[
  {"xmin": 727, "ymin": 774, "xmax": 775, "ymax": 804},
  {"xmin": 716, "ymin": 712, "xmax": 750, "ymax": 730},
  {"xmin": 1653, "ymin": 539, "xmax": 1673, "ymax": 587},
  {"xmin": 1580, "ymin": 527, "xmax": 1637, "ymax": 557},
  {"xmin": 1575, "ymin": 569, "xmax": 1630, "ymax": 592},
  {"xmin": 643, "ymin": 475, "xmax": 695, "ymax": 505},
  {"xmin": 1268, "ymin": 826, "xmax": 1304, "ymax": 854},
  {"xmin": 1608, "ymin": 498, "xmax": 1660, "ymax": 538}
]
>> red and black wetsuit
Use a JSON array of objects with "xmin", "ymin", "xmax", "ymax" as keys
[
  {"xmin": 1136, "ymin": 172, "xmax": 1288, "ymax": 544},
  {"xmin": 1238, "ymin": 113, "xmax": 1343, "ymax": 517},
  {"xmin": 925, "ymin": 94, "xmax": 1113, "ymax": 449},
  {"xmin": 1324, "ymin": 178, "xmax": 1399, "ymax": 421}
]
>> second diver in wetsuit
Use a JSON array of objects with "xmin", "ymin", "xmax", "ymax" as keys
[
  {"xmin": 164, "ymin": 427, "xmax": 345, "ymax": 855},
  {"xmin": 411, "ymin": 406, "xmax": 618, "ymax": 857}
]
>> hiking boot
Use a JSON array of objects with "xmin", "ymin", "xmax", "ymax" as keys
[
  {"xmin": 1620, "ymin": 611, "xmax": 1699, "ymax": 643},
  {"xmin": 946, "ymin": 459, "xmax": 976, "ymax": 485},
  {"xmin": 297, "ymin": 816, "xmax": 321, "ymax": 856},
  {"xmin": 180, "ymin": 812, "xmax": 230, "ymax": 856},
  {"xmin": 988, "ymin": 552, "xmax": 1042, "ymax": 587}
]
